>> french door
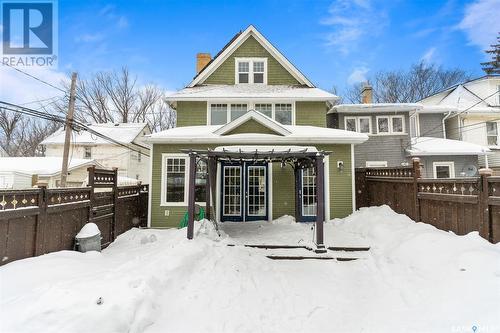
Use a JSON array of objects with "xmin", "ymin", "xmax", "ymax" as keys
[
  {"xmin": 297, "ymin": 167, "xmax": 318, "ymax": 222},
  {"xmin": 221, "ymin": 162, "xmax": 268, "ymax": 222}
]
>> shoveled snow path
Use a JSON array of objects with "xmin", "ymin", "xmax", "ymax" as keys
[{"xmin": 1, "ymin": 206, "xmax": 499, "ymax": 333}]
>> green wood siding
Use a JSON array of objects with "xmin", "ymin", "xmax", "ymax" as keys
[
  {"xmin": 176, "ymin": 101, "xmax": 207, "ymax": 127},
  {"xmin": 224, "ymin": 119, "xmax": 282, "ymax": 136},
  {"xmin": 204, "ymin": 36, "xmax": 301, "ymax": 86},
  {"xmin": 296, "ymin": 101, "xmax": 327, "ymax": 127},
  {"xmin": 150, "ymin": 143, "xmax": 353, "ymax": 227}
]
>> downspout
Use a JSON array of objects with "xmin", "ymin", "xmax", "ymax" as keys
[{"xmin": 442, "ymin": 110, "xmax": 454, "ymax": 138}]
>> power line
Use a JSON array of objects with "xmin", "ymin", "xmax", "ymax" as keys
[
  {"xmin": 2, "ymin": 62, "xmax": 67, "ymax": 94},
  {"xmin": 0, "ymin": 101, "xmax": 150, "ymax": 157}
]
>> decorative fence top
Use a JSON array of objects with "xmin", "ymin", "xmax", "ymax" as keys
[
  {"xmin": 46, "ymin": 188, "xmax": 92, "ymax": 206},
  {"xmin": 0, "ymin": 189, "xmax": 40, "ymax": 211},
  {"xmin": 88, "ymin": 167, "xmax": 117, "ymax": 188},
  {"xmin": 365, "ymin": 167, "xmax": 414, "ymax": 178},
  {"xmin": 418, "ymin": 178, "xmax": 480, "ymax": 196}
]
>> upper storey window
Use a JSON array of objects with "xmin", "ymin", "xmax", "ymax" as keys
[{"xmin": 235, "ymin": 58, "xmax": 267, "ymax": 84}]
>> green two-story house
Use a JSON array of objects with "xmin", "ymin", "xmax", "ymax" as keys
[{"xmin": 147, "ymin": 25, "xmax": 367, "ymax": 230}]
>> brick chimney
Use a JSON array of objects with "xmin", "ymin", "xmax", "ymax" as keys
[
  {"xmin": 361, "ymin": 83, "xmax": 373, "ymax": 104},
  {"xmin": 196, "ymin": 53, "xmax": 211, "ymax": 74}
]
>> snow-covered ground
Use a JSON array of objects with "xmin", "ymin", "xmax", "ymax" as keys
[{"xmin": 1, "ymin": 206, "xmax": 499, "ymax": 333}]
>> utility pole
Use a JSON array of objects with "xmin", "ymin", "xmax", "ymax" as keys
[{"xmin": 60, "ymin": 72, "xmax": 77, "ymax": 187}]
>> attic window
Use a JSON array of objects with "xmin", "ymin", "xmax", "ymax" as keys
[{"xmin": 235, "ymin": 58, "xmax": 267, "ymax": 84}]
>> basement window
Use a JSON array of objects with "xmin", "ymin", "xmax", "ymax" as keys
[{"xmin": 235, "ymin": 58, "xmax": 267, "ymax": 84}]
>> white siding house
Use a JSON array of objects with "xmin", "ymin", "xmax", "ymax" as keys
[
  {"xmin": 41, "ymin": 123, "xmax": 151, "ymax": 183},
  {"xmin": 0, "ymin": 157, "xmax": 101, "ymax": 189},
  {"xmin": 419, "ymin": 75, "xmax": 500, "ymax": 171}
]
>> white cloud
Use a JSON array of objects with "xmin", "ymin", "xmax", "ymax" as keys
[
  {"xmin": 0, "ymin": 66, "xmax": 68, "ymax": 105},
  {"xmin": 321, "ymin": 0, "xmax": 388, "ymax": 54},
  {"xmin": 421, "ymin": 47, "xmax": 436, "ymax": 63},
  {"xmin": 348, "ymin": 67, "xmax": 369, "ymax": 85},
  {"xmin": 458, "ymin": 0, "xmax": 500, "ymax": 50},
  {"xmin": 75, "ymin": 33, "xmax": 104, "ymax": 43}
]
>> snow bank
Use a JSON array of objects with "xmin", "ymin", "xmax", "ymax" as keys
[{"xmin": 1, "ymin": 206, "xmax": 499, "ymax": 333}]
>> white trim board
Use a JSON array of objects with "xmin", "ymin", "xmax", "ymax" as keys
[{"xmin": 188, "ymin": 25, "xmax": 314, "ymax": 88}]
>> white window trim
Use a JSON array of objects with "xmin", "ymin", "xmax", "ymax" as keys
[
  {"xmin": 235, "ymin": 57, "xmax": 268, "ymax": 85},
  {"xmin": 160, "ymin": 153, "xmax": 208, "ymax": 207},
  {"xmin": 375, "ymin": 115, "xmax": 406, "ymax": 135},
  {"xmin": 486, "ymin": 121, "xmax": 499, "ymax": 147},
  {"xmin": 357, "ymin": 116, "xmax": 372, "ymax": 134},
  {"xmin": 410, "ymin": 113, "xmax": 420, "ymax": 138},
  {"xmin": 344, "ymin": 116, "xmax": 372, "ymax": 134},
  {"xmin": 366, "ymin": 161, "xmax": 388, "ymax": 167},
  {"xmin": 433, "ymin": 161, "xmax": 455, "ymax": 179},
  {"xmin": 207, "ymin": 100, "xmax": 295, "ymax": 125}
]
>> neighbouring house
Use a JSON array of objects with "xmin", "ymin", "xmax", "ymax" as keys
[
  {"xmin": 0, "ymin": 157, "xmax": 102, "ymax": 189},
  {"xmin": 41, "ymin": 123, "xmax": 151, "ymax": 183},
  {"xmin": 328, "ymin": 84, "xmax": 489, "ymax": 178},
  {"xmin": 146, "ymin": 25, "xmax": 368, "ymax": 248},
  {"xmin": 419, "ymin": 75, "xmax": 500, "ymax": 172}
]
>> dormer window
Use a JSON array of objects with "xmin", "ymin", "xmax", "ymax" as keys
[{"xmin": 235, "ymin": 58, "xmax": 267, "ymax": 84}]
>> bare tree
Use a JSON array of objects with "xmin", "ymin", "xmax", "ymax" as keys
[
  {"xmin": 0, "ymin": 109, "xmax": 58, "ymax": 157},
  {"xmin": 53, "ymin": 67, "xmax": 176, "ymax": 131},
  {"xmin": 343, "ymin": 62, "xmax": 470, "ymax": 103}
]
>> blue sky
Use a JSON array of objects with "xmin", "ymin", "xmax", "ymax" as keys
[{"xmin": 1, "ymin": 0, "xmax": 499, "ymax": 102}]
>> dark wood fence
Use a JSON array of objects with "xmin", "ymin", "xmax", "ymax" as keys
[
  {"xmin": 356, "ymin": 158, "xmax": 499, "ymax": 243},
  {"xmin": 0, "ymin": 167, "xmax": 148, "ymax": 265}
]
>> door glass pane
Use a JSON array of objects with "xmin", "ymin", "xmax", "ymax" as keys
[
  {"xmin": 359, "ymin": 118, "xmax": 370, "ymax": 133},
  {"xmin": 435, "ymin": 166, "xmax": 451, "ymax": 178},
  {"xmin": 392, "ymin": 117, "xmax": 403, "ymax": 133},
  {"xmin": 231, "ymin": 104, "xmax": 248, "ymax": 121},
  {"xmin": 211, "ymin": 104, "xmax": 227, "ymax": 125},
  {"xmin": 302, "ymin": 168, "xmax": 317, "ymax": 216},
  {"xmin": 255, "ymin": 103, "xmax": 272, "ymax": 118},
  {"xmin": 275, "ymin": 103, "xmax": 292, "ymax": 125},
  {"xmin": 377, "ymin": 117, "xmax": 389, "ymax": 133},
  {"xmin": 166, "ymin": 158, "xmax": 185, "ymax": 202},
  {"xmin": 224, "ymin": 166, "xmax": 241, "ymax": 216},
  {"xmin": 247, "ymin": 166, "xmax": 266, "ymax": 216}
]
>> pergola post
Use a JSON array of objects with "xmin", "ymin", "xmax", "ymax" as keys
[
  {"xmin": 315, "ymin": 155, "xmax": 327, "ymax": 253},
  {"xmin": 205, "ymin": 158, "xmax": 211, "ymax": 220},
  {"xmin": 294, "ymin": 165, "xmax": 300, "ymax": 222},
  {"xmin": 187, "ymin": 153, "xmax": 197, "ymax": 239},
  {"xmin": 208, "ymin": 157, "xmax": 218, "ymax": 221}
]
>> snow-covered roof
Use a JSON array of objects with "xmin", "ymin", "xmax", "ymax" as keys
[
  {"xmin": 41, "ymin": 123, "xmax": 149, "ymax": 146},
  {"xmin": 407, "ymin": 137, "xmax": 490, "ymax": 156},
  {"xmin": 0, "ymin": 157, "xmax": 102, "ymax": 176},
  {"xmin": 147, "ymin": 111, "xmax": 367, "ymax": 145},
  {"xmin": 330, "ymin": 103, "xmax": 422, "ymax": 114},
  {"xmin": 166, "ymin": 85, "xmax": 337, "ymax": 102},
  {"xmin": 419, "ymin": 75, "xmax": 500, "ymax": 114}
]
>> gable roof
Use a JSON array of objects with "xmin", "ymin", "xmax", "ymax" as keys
[
  {"xmin": 419, "ymin": 75, "xmax": 499, "ymax": 103},
  {"xmin": 41, "ymin": 123, "xmax": 150, "ymax": 146},
  {"xmin": 188, "ymin": 25, "xmax": 314, "ymax": 88},
  {"xmin": 214, "ymin": 110, "xmax": 291, "ymax": 136}
]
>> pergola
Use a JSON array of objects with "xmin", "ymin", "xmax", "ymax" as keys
[{"xmin": 180, "ymin": 146, "xmax": 331, "ymax": 253}]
